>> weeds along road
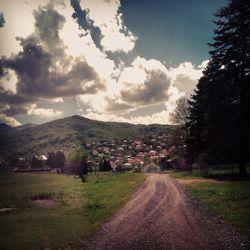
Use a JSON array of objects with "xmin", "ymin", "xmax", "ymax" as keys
[{"xmin": 85, "ymin": 174, "xmax": 249, "ymax": 250}]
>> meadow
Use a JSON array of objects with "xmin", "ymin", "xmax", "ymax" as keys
[
  {"xmin": 0, "ymin": 171, "xmax": 146, "ymax": 250},
  {"xmin": 171, "ymin": 166, "xmax": 250, "ymax": 238}
]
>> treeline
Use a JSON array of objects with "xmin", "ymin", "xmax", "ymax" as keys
[{"xmin": 172, "ymin": 0, "xmax": 250, "ymax": 176}]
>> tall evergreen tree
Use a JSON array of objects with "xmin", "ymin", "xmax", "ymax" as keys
[
  {"xmin": 187, "ymin": 0, "xmax": 250, "ymax": 175},
  {"xmin": 209, "ymin": 0, "xmax": 250, "ymax": 175}
]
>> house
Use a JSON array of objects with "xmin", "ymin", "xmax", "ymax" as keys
[
  {"xmin": 117, "ymin": 147, "xmax": 124, "ymax": 153},
  {"xmin": 92, "ymin": 150, "xmax": 98, "ymax": 157},
  {"xmin": 97, "ymin": 147, "xmax": 104, "ymax": 153},
  {"xmin": 149, "ymin": 150, "xmax": 156, "ymax": 156},
  {"xmin": 123, "ymin": 162, "xmax": 133, "ymax": 170},
  {"xmin": 32, "ymin": 154, "xmax": 48, "ymax": 168},
  {"xmin": 103, "ymin": 147, "xmax": 110, "ymax": 154},
  {"xmin": 128, "ymin": 157, "xmax": 143, "ymax": 167},
  {"xmin": 85, "ymin": 143, "xmax": 92, "ymax": 149}
]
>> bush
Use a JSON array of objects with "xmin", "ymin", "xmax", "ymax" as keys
[{"xmin": 67, "ymin": 149, "xmax": 89, "ymax": 182}]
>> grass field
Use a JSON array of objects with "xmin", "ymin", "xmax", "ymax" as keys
[
  {"xmin": 170, "ymin": 167, "xmax": 250, "ymax": 238},
  {"xmin": 0, "ymin": 171, "xmax": 146, "ymax": 250}
]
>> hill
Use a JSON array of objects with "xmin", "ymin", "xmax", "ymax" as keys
[
  {"xmin": 0, "ymin": 115, "xmax": 175, "ymax": 157},
  {"xmin": 0, "ymin": 123, "xmax": 16, "ymax": 135}
]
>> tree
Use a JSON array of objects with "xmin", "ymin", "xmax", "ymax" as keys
[
  {"xmin": 67, "ymin": 150, "xmax": 89, "ymax": 182},
  {"xmin": 55, "ymin": 151, "xmax": 66, "ymax": 170},
  {"xmin": 99, "ymin": 157, "xmax": 111, "ymax": 171},
  {"xmin": 170, "ymin": 96, "xmax": 190, "ymax": 127},
  {"xmin": 187, "ymin": 0, "xmax": 250, "ymax": 175},
  {"xmin": 209, "ymin": 0, "xmax": 250, "ymax": 175},
  {"xmin": 47, "ymin": 151, "xmax": 66, "ymax": 170},
  {"xmin": 47, "ymin": 152, "xmax": 56, "ymax": 168},
  {"xmin": 169, "ymin": 96, "xmax": 190, "ymax": 169}
]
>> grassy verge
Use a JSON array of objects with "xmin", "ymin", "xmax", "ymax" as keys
[
  {"xmin": 170, "ymin": 171, "xmax": 205, "ymax": 179},
  {"xmin": 170, "ymin": 168, "xmax": 250, "ymax": 239},
  {"xmin": 0, "ymin": 171, "xmax": 146, "ymax": 250},
  {"xmin": 170, "ymin": 165, "xmax": 250, "ymax": 180},
  {"xmin": 187, "ymin": 182, "xmax": 250, "ymax": 238}
]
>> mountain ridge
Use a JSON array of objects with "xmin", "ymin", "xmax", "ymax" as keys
[{"xmin": 0, "ymin": 115, "xmax": 175, "ymax": 157}]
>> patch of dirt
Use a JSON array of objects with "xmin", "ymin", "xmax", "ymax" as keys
[
  {"xmin": 85, "ymin": 173, "xmax": 249, "ymax": 250},
  {"xmin": 177, "ymin": 178, "xmax": 225, "ymax": 185},
  {"xmin": 33, "ymin": 198, "xmax": 56, "ymax": 208}
]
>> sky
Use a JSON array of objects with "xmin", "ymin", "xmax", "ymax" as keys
[{"xmin": 0, "ymin": 0, "xmax": 228, "ymax": 126}]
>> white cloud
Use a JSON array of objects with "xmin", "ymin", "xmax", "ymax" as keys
[
  {"xmin": 169, "ymin": 60, "xmax": 208, "ymax": 95},
  {"xmin": 81, "ymin": 0, "xmax": 137, "ymax": 52},
  {"xmin": 0, "ymin": 1, "xmax": 209, "ymax": 125},
  {"xmin": 57, "ymin": 2, "xmax": 116, "ymax": 84},
  {"xmin": 28, "ymin": 105, "xmax": 62, "ymax": 118},
  {"xmin": 78, "ymin": 57, "xmax": 207, "ymax": 125},
  {"xmin": 50, "ymin": 97, "xmax": 64, "ymax": 103},
  {"xmin": 0, "ymin": 0, "xmax": 42, "ymax": 56},
  {"xmin": 0, "ymin": 113, "xmax": 21, "ymax": 126},
  {"xmin": 0, "ymin": 69, "xmax": 18, "ymax": 93}
]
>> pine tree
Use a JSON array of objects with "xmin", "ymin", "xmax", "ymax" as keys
[
  {"xmin": 188, "ymin": 0, "xmax": 250, "ymax": 175},
  {"xmin": 209, "ymin": 0, "xmax": 250, "ymax": 175}
]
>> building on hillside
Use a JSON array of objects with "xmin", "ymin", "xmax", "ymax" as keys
[
  {"xmin": 32, "ymin": 154, "xmax": 48, "ymax": 168},
  {"xmin": 92, "ymin": 150, "xmax": 98, "ymax": 157}
]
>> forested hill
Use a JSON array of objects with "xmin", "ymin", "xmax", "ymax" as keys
[{"xmin": 0, "ymin": 115, "xmax": 175, "ymax": 156}]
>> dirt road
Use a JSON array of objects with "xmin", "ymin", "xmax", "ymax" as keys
[{"xmin": 85, "ymin": 174, "xmax": 249, "ymax": 250}]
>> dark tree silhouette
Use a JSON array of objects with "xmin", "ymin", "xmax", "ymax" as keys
[
  {"xmin": 47, "ymin": 151, "xmax": 66, "ymax": 170},
  {"xmin": 170, "ymin": 96, "xmax": 190, "ymax": 169},
  {"xmin": 99, "ymin": 157, "xmax": 112, "ymax": 172},
  {"xmin": 67, "ymin": 150, "xmax": 89, "ymax": 182},
  {"xmin": 187, "ymin": 0, "xmax": 250, "ymax": 175}
]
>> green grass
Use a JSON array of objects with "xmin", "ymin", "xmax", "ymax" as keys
[
  {"xmin": 170, "ymin": 170, "xmax": 205, "ymax": 179},
  {"xmin": 170, "ymin": 165, "xmax": 250, "ymax": 179},
  {"xmin": 187, "ymin": 182, "xmax": 250, "ymax": 238},
  {"xmin": 0, "ymin": 171, "xmax": 146, "ymax": 250},
  {"xmin": 170, "ymin": 167, "xmax": 250, "ymax": 239}
]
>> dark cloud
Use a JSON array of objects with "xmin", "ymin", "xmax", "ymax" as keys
[
  {"xmin": 120, "ymin": 70, "xmax": 171, "ymax": 106},
  {"xmin": 105, "ymin": 97, "xmax": 133, "ymax": 114},
  {"xmin": 33, "ymin": 3, "xmax": 66, "ymax": 57},
  {"xmin": 0, "ymin": 13, "xmax": 5, "ymax": 28},
  {"xmin": 70, "ymin": 0, "xmax": 103, "ymax": 49},
  {"xmin": 173, "ymin": 74, "xmax": 197, "ymax": 95},
  {"xmin": 0, "ymin": 2, "xmax": 104, "ymax": 117},
  {"xmin": 127, "ymin": 103, "xmax": 166, "ymax": 117},
  {"xmin": 0, "ymin": 86, "xmax": 35, "ymax": 115}
]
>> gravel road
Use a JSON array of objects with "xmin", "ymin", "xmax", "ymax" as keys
[{"xmin": 85, "ymin": 174, "xmax": 249, "ymax": 250}]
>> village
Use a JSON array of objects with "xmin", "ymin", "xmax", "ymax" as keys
[
  {"xmin": 1, "ymin": 132, "xmax": 177, "ymax": 173},
  {"xmin": 86, "ymin": 132, "xmax": 173, "ymax": 172}
]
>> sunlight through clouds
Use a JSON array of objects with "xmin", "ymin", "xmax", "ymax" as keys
[{"xmin": 0, "ymin": 0, "xmax": 210, "ymax": 126}]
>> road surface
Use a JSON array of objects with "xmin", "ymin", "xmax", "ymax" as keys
[{"xmin": 85, "ymin": 174, "xmax": 249, "ymax": 250}]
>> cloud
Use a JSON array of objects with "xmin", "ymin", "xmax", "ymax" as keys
[
  {"xmin": 28, "ymin": 105, "xmax": 63, "ymax": 118},
  {"xmin": 0, "ymin": 1, "xmax": 104, "ymax": 119},
  {"xmin": 118, "ymin": 57, "xmax": 171, "ymax": 106},
  {"xmin": 0, "ymin": 1, "xmax": 208, "ymax": 125},
  {"xmin": 78, "ymin": 0, "xmax": 137, "ymax": 53},
  {"xmin": 173, "ymin": 74, "xmax": 197, "ymax": 95},
  {"xmin": 70, "ymin": 0, "xmax": 103, "ymax": 49},
  {"xmin": 120, "ymin": 70, "xmax": 171, "ymax": 105},
  {"xmin": 0, "ymin": 12, "xmax": 5, "ymax": 28},
  {"xmin": 0, "ymin": 114, "xmax": 21, "ymax": 126},
  {"xmin": 78, "ymin": 56, "xmax": 204, "ymax": 124},
  {"xmin": 170, "ymin": 61, "xmax": 208, "ymax": 95},
  {"xmin": 0, "ymin": 69, "xmax": 17, "ymax": 93},
  {"xmin": 105, "ymin": 98, "xmax": 133, "ymax": 114},
  {"xmin": 51, "ymin": 97, "xmax": 64, "ymax": 103}
]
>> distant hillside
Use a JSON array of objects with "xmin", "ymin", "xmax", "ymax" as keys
[
  {"xmin": 0, "ymin": 123, "xmax": 16, "ymax": 135},
  {"xmin": 16, "ymin": 123, "xmax": 37, "ymax": 131},
  {"xmin": 0, "ymin": 115, "xmax": 175, "ymax": 157}
]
